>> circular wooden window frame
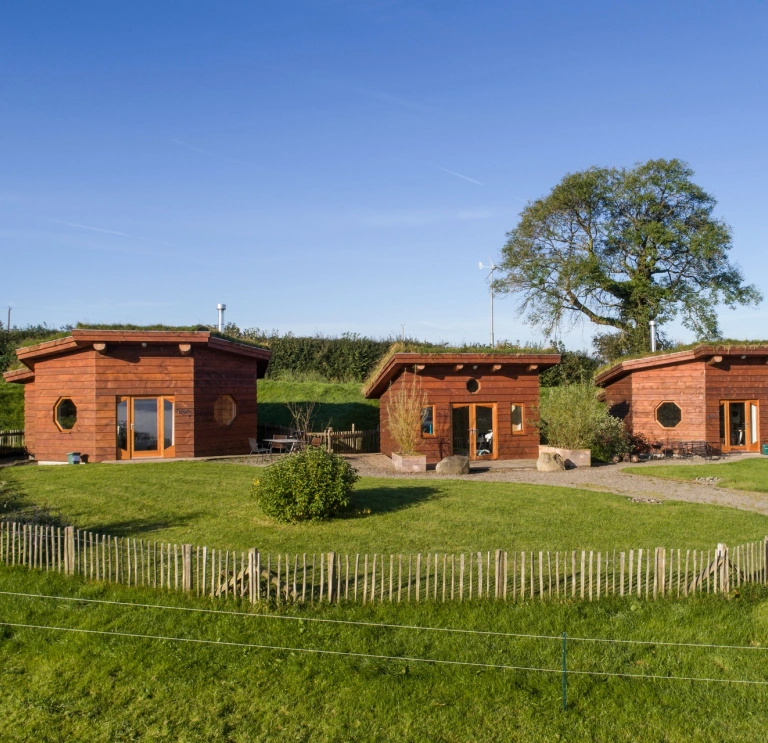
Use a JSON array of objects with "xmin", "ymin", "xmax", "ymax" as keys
[
  {"xmin": 654, "ymin": 400, "xmax": 682, "ymax": 429},
  {"xmin": 213, "ymin": 395, "xmax": 238, "ymax": 427},
  {"xmin": 53, "ymin": 396, "xmax": 77, "ymax": 432},
  {"xmin": 466, "ymin": 378, "xmax": 481, "ymax": 394}
]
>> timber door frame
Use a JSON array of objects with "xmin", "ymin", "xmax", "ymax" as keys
[
  {"xmin": 719, "ymin": 399, "xmax": 760, "ymax": 453},
  {"xmin": 116, "ymin": 395, "xmax": 176, "ymax": 459},
  {"xmin": 451, "ymin": 402, "xmax": 498, "ymax": 461}
]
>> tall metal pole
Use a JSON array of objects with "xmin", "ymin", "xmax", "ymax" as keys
[
  {"xmin": 6, "ymin": 306, "xmax": 10, "ymax": 332},
  {"xmin": 489, "ymin": 267, "xmax": 495, "ymax": 347}
]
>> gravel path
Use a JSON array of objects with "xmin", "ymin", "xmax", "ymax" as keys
[{"xmin": 273, "ymin": 453, "xmax": 767, "ymax": 516}]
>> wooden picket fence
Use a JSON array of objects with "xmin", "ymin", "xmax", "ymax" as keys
[
  {"xmin": 0, "ymin": 430, "xmax": 25, "ymax": 456},
  {"xmin": 2, "ymin": 521, "xmax": 767, "ymax": 605}
]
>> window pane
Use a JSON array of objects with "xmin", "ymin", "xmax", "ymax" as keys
[
  {"xmin": 117, "ymin": 400, "xmax": 128, "ymax": 450},
  {"xmin": 56, "ymin": 399, "xmax": 77, "ymax": 430},
  {"xmin": 751, "ymin": 404, "xmax": 758, "ymax": 445},
  {"xmin": 163, "ymin": 399, "xmax": 174, "ymax": 449},
  {"xmin": 133, "ymin": 398, "xmax": 159, "ymax": 451},
  {"xmin": 511, "ymin": 404, "xmax": 523, "ymax": 432},
  {"xmin": 421, "ymin": 406, "xmax": 434, "ymax": 435}
]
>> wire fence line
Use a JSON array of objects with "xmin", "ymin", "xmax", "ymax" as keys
[
  {"xmin": 3, "ymin": 589, "xmax": 768, "ymax": 653},
  {"xmin": 2, "ymin": 520, "xmax": 768, "ymax": 607},
  {"xmin": 3, "ymin": 619, "xmax": 768, "ymax": 690}
]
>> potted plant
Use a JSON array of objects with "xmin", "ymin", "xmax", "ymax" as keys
[
  {"xmin": 385, "ymin": 373, "xmax": 428, "ymax": 472},
  {"xmin": 537, "ymin": 384, "xmax": 629, "ymax": 467}
]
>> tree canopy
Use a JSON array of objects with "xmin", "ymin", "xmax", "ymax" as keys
[{"xmin": 496, "ymin": 159, "xmax": 762, "ymax": 355}]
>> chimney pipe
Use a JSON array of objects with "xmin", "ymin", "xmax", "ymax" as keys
[
  {"xmin": 217, "ymin": 303, "xmax": 226, "ymax": 332},
  {"xmin": 649, "ymin": 320, "xmax": 657, "ymax": 352}
]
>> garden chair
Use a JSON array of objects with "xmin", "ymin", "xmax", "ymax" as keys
[
  {"xmin": 271, "ymin": 434, "xmax": 289, "ymax": 455},
  {"xmin": 249, "ymin": 437, "xmax": 271, "ymax": 463}
]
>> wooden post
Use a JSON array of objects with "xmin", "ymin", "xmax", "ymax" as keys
[
  {"xmin": 248, "ymin": 549, "xmax": 256, "ymax": 604},
  {"xmin": 327, "ymin": 552, "xmax": 335, "ymax": 603},
  {"xmin": 459, "ymin": 553, "xmax": 464, "ymax": 601},
  {"xmin": 539, "ymin": 551, "xmax": 544, "ymax": 601},
  {"xmin": 64, "ymin": 526, "xmax": 75, "ymax": 575},
  {"xmin": 183, "ymin": 544, "xmax": 192, "ymax": 592}
]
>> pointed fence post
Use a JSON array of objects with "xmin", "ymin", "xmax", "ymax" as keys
[
  {"xmin": 64, "ymin": 526, "xmax": 75, "ymax": 576},
  {"xmin": 182, "ymin": 544, "xmax": 192, "ymax": 592},
  {"xmin": 327, "ymin": 552, "xmax": 336, "ymax": 602}
]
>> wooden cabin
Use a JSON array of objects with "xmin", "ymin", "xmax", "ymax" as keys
[
  {"xmin": 3, "ymin": 330, "xmax": 271, "ymax": 463},
  {"xmin": 595, "ymin": 345, "xmax": 768, "ymax": 454},
  {"xmin": 363, "ymin": 352, "xmax": 561, "ymax": 463}
]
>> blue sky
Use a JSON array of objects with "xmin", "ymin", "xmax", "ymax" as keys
[{"xmin": 2, "ymin": 1, "xmax": 766, "ymax": 350}]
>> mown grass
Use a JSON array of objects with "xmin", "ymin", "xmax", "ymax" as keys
[
  {"xmin": 257, "ymin": 379, "xmax": 379, "ymax": 430},
  {"xmin": 0, "ymin": 379, "xmax": 24, "ymax": 430},
  {"xmin": 3, "ymin": 462, "xmax": 768, "ymax": 554},
  {"xmin": 626, "ymin": 458, "xmax": 768, "ymax": 494},
  {"xmin": 2, "ymin": 566, "xmax": 768, "ymax": 741}
]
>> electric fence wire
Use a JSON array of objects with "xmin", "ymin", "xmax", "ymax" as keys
[
  {"xmin": 1, "ymin": 589, "xmax": 767, "ymax": 653},
  {"xmin": 2, "ymin": 620, "xmax": 768, "ymax": 687}
]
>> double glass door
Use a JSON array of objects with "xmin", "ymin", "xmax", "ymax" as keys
[
  {"xmin": 719, "ymin": 400, "xmax": 759, "ymax": 452},
  {"xmin": 452, "ymin": 404, "xmax": 497, "ymax": 460},
  {"xmin": 117, "ymin": 396, "xmax": 175, "ymax": 459}
]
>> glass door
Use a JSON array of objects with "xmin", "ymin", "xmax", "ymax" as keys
[
  {"xmin": 720, "ymin": 400, "xmax": 759, "ymax": 452},
  {"xmin": 116, "ymin": 396, "xmax": 175, "ymax": 459},
  {"xmin": 452, "ymin": 403, "xmax": 497, "ymax": 460},
  {"xmin": 451, "ymin": 405, "xmax": 470, "ymax": 457}
]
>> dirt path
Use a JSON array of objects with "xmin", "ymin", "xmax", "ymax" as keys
[{"xmin": 338, "ymin": 454, "xmax": 768, "ymax": 515}]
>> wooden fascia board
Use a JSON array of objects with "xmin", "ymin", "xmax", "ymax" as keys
[
  {"xmin": 71, "ymin": 330, "xmax": 211, "ymax": 345},
  {"xmin": 363, "ymin": 353, "xmax": 561, "ymax": 398},
  {"xmin": 206, "ymin": 336, "xmax": 272, "ymax": 361},
  {"xmin": 2, "ymin": 368, "xmax": 35, "ymax": 384},
  {"xmin": 15, "ymin": 336, "xmax": 79, "ymax": 364}
]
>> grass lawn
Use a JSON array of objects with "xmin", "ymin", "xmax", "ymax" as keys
[
  {"xmin": 3, "ymin": 462, "xmax": 768, "ymax": 553},
  {"xmin": 257, "ymin": 379, "xmax": 379, "ymax": 431},
  {"xmin": 2, "ymin": 566, "xmax": 768, "ymax": 741},
  {"xmin": 626, "ymin": 458, "xmax": 768, "ymax": 494}
]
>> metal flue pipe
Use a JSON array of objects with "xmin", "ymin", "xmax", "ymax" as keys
[
  {"xmin": 217, "ymin": 303, "xmax": 226, "ymax": 332},
  {"xmin": 649, "ymin": 320, "xmax": 657, "ymax": 352}
]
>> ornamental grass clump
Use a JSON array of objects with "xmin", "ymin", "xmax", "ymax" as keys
[
  {"xmin": 252, "ymin": 446, "xmax": 359, "ymax": 522},
  {"xmin": 539, "ymin": 383, "xmax": 629, "ymax": 461},
  {"xmin": 385, "ymin": 373, "xmax": 427, "ymax": 456}
]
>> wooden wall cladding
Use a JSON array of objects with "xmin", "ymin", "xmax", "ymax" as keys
[
  {"xmin": 704, "ymin": 358, "xmax": 768, "ymax": 446},
  {"xmin": 93, "ymin": 345, "xmax": 196, "ymax": 460},
  {"xmin": 605, "ymin": 357, "xmax": 768, "ymax": 449},
  {"xmin": 379, "ymin": 367, "xmax": 541, "ymax": 462},
  {"xmin": 193, "ymin": 348, "xmax": 259, "ymax": 457},
  {"xmin": 23, "ymin": 348, "xmax": 97, "ymax": 462}
]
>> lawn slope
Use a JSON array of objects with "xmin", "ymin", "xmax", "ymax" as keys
[
  {"xmin": 1, "ymin": 567, "xmax": 768, "ymax": 742},
  {"xmin": 625, "ymin": 458, "xmax": 768, "ymax": 494},
  {"xmin": 3, "ymin": 462, "xmax": 768, "ymax": 553}
]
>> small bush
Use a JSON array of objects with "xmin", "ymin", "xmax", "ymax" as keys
[
  {"xmin": 539, "ymin": 384, "xmax": 629, "ymax": 461},
  {"xmin": 252, "ymin": 447, "xmax": 359, "ymax": 522}
]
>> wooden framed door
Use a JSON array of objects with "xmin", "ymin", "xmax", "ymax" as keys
[
  {"xmin": 720, "ymin": 400, "xmax": 759, "ymax": 453},
  {"xmin": 451, "ymin": 403, "xmax": 498, "ymax": 461},
  {"xmin": 116, "ymin": 396, "xmax": 175, "ymax": 459}
]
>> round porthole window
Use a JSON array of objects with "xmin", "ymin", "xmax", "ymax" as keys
[
  {"xmin": 213, "ymin": 395, "xmax": 237, "ymax": 426},
  {"xmin": 655, "ymin": 402, "xmax": 682, "ymax": 428},
  {"xmin": 54, "ymin": 398, "xmax": 77, "ymax": 431},
  {"xmin": 466, "ymin": 378, "xmax": 480, "ymax": 394}
]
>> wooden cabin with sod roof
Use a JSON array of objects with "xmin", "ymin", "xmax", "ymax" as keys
[
  {"xmin": 3, "ymin": 330, "xmax": 271, "ymax": 463},
  {"xmin": 595, "ymin": 344, "xmax": 768, "ymax": 455},
  {"xmin": 363, "ymin": 352, "xmax": 561, "ymax": 463}
]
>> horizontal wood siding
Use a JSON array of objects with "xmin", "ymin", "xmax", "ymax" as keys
[
  {"xmin": 704, "ymin": 358, "xmax": 768, "ymax": 449},
  {"xmin": 193, "ymin": 348, "xmax": 259, "ymax": 457},
  {"xmin": 22, "ymin": 348, "xmax": 97, "ymax": 462},
  {"xmin": 380, "ymin": 367, "xmax": 541, "ymax": 462},
  {"xmin": 93, "ymin": 345, "xmax": 196, "ymax": 461},
  {"xmin": 628, "ymin": 361, "xmax": 707, "ymax": 443}
]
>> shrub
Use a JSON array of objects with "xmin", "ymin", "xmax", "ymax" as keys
[
  {"xmin": 539, "ymin": 384, "xmax": 629, "ymax": 461},
  {"xmin": 252, "ymin": 447, "xmax": 359, "ymax": 522},
  {"xmin": 384, "ymin": 374, "xmax": 427, "ymax": 456}
]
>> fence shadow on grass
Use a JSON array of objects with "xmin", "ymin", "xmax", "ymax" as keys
[
  {"xmin": 344, "ymin": 484, "xmax": 441, "ymax": 518},
  {"xmin": 92, "ymin": 513, "xmax": 206, "ymax": 538}
]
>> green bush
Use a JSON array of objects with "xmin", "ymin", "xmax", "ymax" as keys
[
  {"xmin": 539, "ymin": 384, "xmax": 629, "ymax": 461},
  {"xmin": 252, "ymin": 447, "xmax": 359, "ymax": 522}
]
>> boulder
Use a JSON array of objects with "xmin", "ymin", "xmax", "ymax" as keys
[
  {"xmin": 436, "ymin": 455, "xmax": 470, "ymax": 475},
  {"xmin": 537, "ymin": 452, "xmax": 566, "ymax": 472}
]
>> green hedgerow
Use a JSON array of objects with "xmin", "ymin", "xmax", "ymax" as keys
[{"xmin": 252, "ymin": 447, "xmax": 359, "ymax": 522}]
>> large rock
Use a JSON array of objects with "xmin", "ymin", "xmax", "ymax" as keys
[
  {"xmin": 537, "ymin": 452, "xmax": 566, "ymax": 472},
  {"xmin": 436, "ymin": 455, "xmax": 470, "ymax": 475}
]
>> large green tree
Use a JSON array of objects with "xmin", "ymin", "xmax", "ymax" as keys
[{"xmin": 496, "ymin": 159, "xmax": 762, "ymax": 355}]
